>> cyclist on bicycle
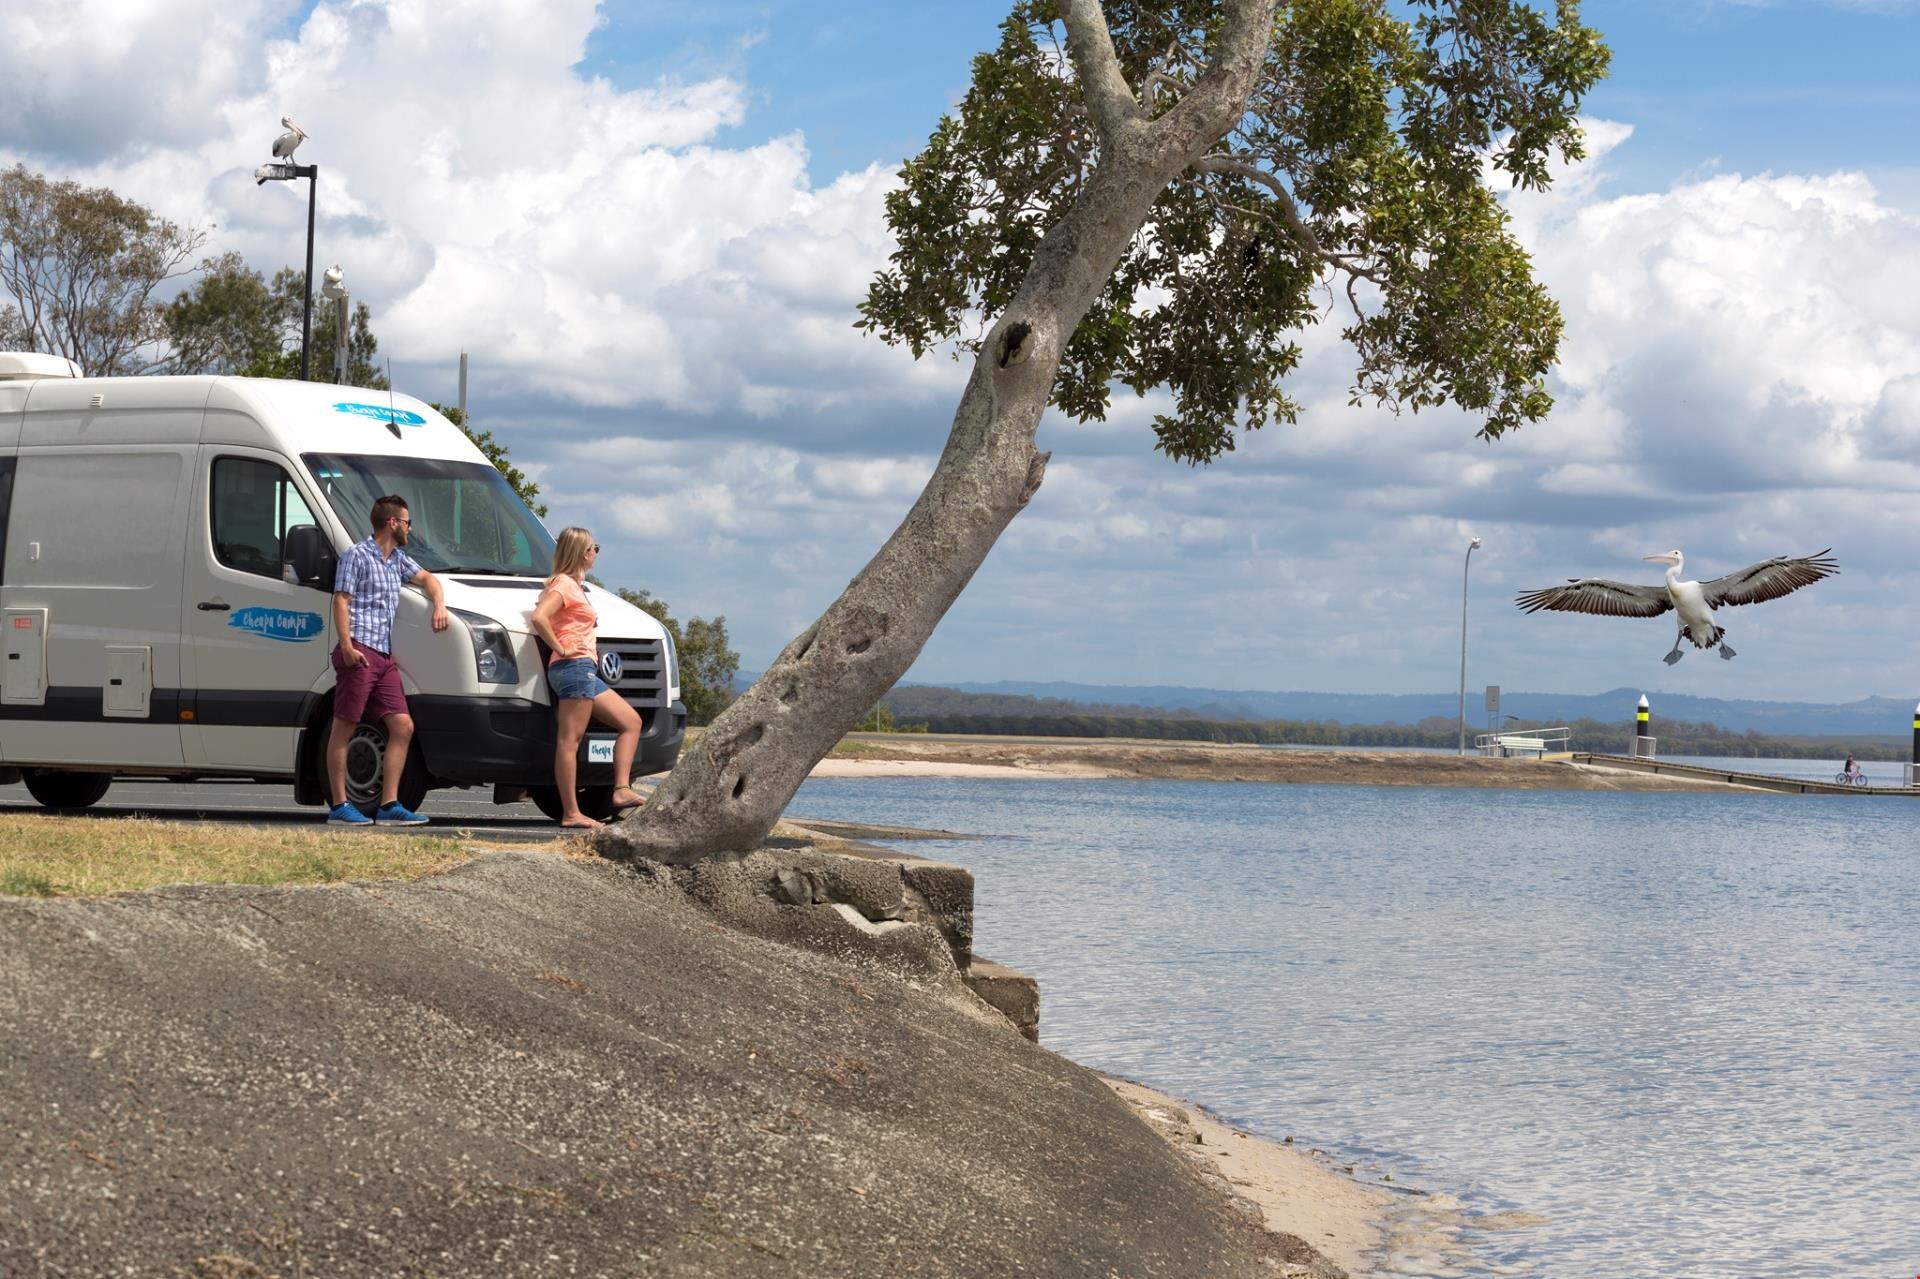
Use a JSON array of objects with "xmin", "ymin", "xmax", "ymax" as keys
[{"xmin": 1843, "ymin": 752, "xmax": 1864, "ymax": 785}]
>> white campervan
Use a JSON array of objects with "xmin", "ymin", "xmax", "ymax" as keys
[{"xmin": 0, "ymin": 353, "xmax": 684, "ymax": 820}]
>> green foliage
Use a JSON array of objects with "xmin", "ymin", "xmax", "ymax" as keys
[
  {"xmin": 853, "ymin": 704, "xmax": 929, "ymax": 733},
  {"xmin": 616, "ymin": 588, "xmax": 741, "ymax": 727},
  {"xmin": 166, "ymin": 257, "xmax": 389, "ymax": 388},
  {"xmin": 0, "ymin": 164, "xmax": 206, "ymax": 375},
  {"xmin": 856, "ymin": 0, "xmax": 1609, "ymax": 460},
  {"xmin": 429, "ymin": 403, "xmax": 548, "ymax": 518},
  {"xmin": 160, "ymin": 252, "xmax": 283, "ymax": 374}
]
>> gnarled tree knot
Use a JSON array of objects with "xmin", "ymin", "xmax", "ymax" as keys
[{"xmin": 998, "ymin": 320, "xmax": 1034, "ymax": 368}]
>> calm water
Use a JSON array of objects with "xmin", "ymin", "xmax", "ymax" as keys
[{"xmin": 788, "ymin": 775, "xmax": 1920, "ymax": 1278}]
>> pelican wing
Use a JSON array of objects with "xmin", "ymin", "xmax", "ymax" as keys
[
  {"xmin": 1515, "ymin": 577, "xmax": 1671, "ymax": 618},
  {"xmin": 1699, "ymin": 550, "xmax": 1838, "ymax": 609}
]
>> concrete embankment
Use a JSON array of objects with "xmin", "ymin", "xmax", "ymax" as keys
[{"xmin": 0, "ymin": 846, "xmax": 1310, "ymax": 1277}]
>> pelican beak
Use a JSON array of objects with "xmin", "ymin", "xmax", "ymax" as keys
[{"xmin": 1641, "ymin": 552, "xmax": 1679, "ymax": 566}]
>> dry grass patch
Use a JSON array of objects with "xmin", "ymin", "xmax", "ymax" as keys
[{"xmin": 0, "ymin": 813, "xmax": 478, "ymax": 898}]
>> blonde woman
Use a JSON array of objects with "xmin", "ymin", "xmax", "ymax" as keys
[{"xmin": 528, "ymin": 528, "xmax": 643, "ymax": 828}]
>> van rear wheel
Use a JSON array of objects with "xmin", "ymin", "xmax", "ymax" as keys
[
  {"xmin": 341, "ymin": 724, "xmax": 430, "ymax": 816},
  {"xmin": 526, "ymin": 784, "xmax": 615, "ymax": 824},
  {"xmin": 23, "ymin": 770, "xmax": 112, "ymax": 811}
]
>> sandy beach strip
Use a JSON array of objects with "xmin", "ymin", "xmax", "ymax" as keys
[
  {"xmin": 1104, "ymin": 1076, "xmax": 1549, "ymax": 1278},
  {"xmin": 1103, "ymin": 1076, "xmax": 1391, "ymax": 1275},
  {"xmin": 814, "ymin": 735, "xmax": 1762, "ymax": 791}
]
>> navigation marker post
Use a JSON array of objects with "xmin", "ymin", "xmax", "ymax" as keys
[
  {"xmin": 1633, "ymin": 693, "xmax": 1656, "ymax": 759},
  {"xmin": 1908, "ymin": 701, "xmax": 1919, "ymax": 788}
]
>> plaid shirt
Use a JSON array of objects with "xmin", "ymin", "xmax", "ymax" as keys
[{"xmin": 334, "ymin": 537, "xmax": 423, "ymax": 655}]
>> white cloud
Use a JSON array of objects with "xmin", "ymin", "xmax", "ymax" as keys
[{"xmin": 4, "ymin": 12, "xmax": 1919, "ymax": 702}]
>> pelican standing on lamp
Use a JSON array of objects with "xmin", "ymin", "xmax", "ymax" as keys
[
  {"xmin": 272, "ymin": 117, "xmax": 308, "ymax": 158},
  {"xmin": 1516, "ymin": 549, "xmax": 1838, "ymax": 665}
]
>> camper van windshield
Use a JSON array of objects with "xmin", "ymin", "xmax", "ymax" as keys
[{"xmin": 303, "ymin": 453, "xmax": 556, "ymax": 575}]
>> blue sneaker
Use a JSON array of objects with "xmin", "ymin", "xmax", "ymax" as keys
[
  {"xmin": 375, "ymin": 802, "xmax": 429, "ymax": 826},
  {"xmin": 327, "ymin": 802, "xmax": 373, "ymax": 826}
]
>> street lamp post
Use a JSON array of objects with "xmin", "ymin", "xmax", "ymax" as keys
[
  {"xmin": 254, "ymin": 117, "xmax": 317, "ymax": 380},
  {"xmin": 1458, "ymin": 536, "xmax": 1482, "ymax": 755}
]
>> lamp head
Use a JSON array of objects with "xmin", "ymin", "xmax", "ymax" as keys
[
  {"xmin": 1468, "ymin": 536, "xmax": 1482, "ymax": 550},
  {"xmin": 321, "ymin": 265, "xmax": 346, "ymax": 300}
]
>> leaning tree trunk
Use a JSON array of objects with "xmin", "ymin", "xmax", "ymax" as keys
[{"xmin": 595, "ymin": 0, "xmax": 1276, "ymax": 865}]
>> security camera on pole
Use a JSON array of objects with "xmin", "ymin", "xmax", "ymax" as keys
[
  {"xmin": 1633, "ymin": 693, "xmax": 1655, "ymax": 759},
  {"xmin": 320, "ymin": 265, "xmax": 348, "ymax": 384}
]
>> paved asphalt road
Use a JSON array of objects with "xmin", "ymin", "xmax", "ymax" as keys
[{"xmin": 0, "ymin": 779, "xmax": 601, "ymax": 844}]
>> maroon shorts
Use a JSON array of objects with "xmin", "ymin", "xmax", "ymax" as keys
[{"xmin": 331, "ymin": 646, "xmax": 408, "ymax": 724}]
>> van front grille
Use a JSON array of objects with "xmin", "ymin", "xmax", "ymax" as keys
[{"xmin": 595, "ymin": 637, "xmax": 669, "ymax": 710}]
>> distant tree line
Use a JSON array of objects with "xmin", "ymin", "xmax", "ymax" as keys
[{"xmin": 874, "ymin": 686, "xmax": 1906, "ymax": 760}]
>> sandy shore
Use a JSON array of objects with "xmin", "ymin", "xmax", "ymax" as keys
[
  {"xmin": 816, "ymin": 735, "xmax": 1758, "ymax": 791},
  {"xmin": 1105, "ymin": 1077, "xmax": 1549, "ymax": 1278},
  {"xmin": 1104, "ymin": 1077, "xmax": 1391, "ymax": 1275}
]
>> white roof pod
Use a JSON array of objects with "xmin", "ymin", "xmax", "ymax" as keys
[{"xmin": 0, "ymin": 352, "xmax": 83, "ymax": 380}]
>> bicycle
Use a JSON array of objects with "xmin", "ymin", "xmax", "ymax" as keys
[{"xmin": 1832, "ymin": 771, "xmax": 1870, "ymax": 788}]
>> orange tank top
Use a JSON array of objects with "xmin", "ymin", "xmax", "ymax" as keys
[{"xmin": 544, "ymin": 574, "xmax": 597, "ymax": 664}]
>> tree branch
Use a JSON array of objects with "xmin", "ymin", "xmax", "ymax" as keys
[
  {"xmin": 1060, "ymin": 0, "xmax": 1143, "ymax": 138},
  {"xmin": 1190, "ymin": 156, "xmax": 1385, "ymax": 284},
  {"xmin": 1156, "ymin": 0, "xmax": 1280, "ymax": 154},
  {"xmin": 1194, "ymin": 154, "xmax": 1324, "ymax": 255}
]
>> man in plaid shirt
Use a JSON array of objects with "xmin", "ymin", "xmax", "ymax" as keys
[{"xmin": 326, "ymin": 494, "xmax": 450, "ymax": 825}]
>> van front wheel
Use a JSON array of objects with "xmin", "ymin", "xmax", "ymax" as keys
[
  {"xmin": 341, "ymin": 724, "xmax": 431, "ymax": 817},
  {"xmin": 23, "ymin": 770, "xmax": 113, "ymax": 811},
  {"xmin": 526, "ymin": 784, "xmax": 614, "ymax": 824}
]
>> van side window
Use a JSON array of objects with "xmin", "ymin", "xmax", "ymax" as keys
[{"xmin": 212, "ymin": 457, "xmax": 319, "ymax": 580}]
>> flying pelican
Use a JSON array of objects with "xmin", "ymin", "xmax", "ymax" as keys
[
  {"xmin": 1516, "ymin": 549, "xmax": 1838, "ymax": 665},
  {"xmin": 272, "ymin": 117, "xmax": 308, "ymax": 158}
]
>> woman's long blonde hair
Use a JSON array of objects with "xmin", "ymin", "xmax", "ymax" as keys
[{"xmin": 551, "ymin": 527, "xmax": 594, "ymax": 580}]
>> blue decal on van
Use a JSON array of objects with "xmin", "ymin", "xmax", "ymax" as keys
[
  {"xmin": 333, "ymin": 402, "xmax": 425, "ymax": 427},
  {"xmin": 228, "ymin": 607, "xmax": 325, "ymax": 642}
]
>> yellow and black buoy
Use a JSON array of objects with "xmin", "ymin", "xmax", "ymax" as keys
[
  {"xmin": 1634, "ymin": 693, "xmax": 1655, "ymax": 759},
  {"xmin": 1910, "ymin": 701, "xmax": 1919, "ymax": 786}
]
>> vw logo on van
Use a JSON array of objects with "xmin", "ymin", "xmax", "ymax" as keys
[{"xmin": 599, "ymin": 651, "xmax": 623, "ymax": 684}]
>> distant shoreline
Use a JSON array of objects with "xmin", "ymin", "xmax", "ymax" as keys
[{"xmin": 818, "ymin": 735, "xmax": 1762, "ymax": 791}]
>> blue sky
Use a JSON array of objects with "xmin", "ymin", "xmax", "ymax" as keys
[
  {"xmin": 575, "ymin": 1, "xmax": 1920, "ymax": 189},
  {"xmin": 3, "ymin": 0, "xmax": 1918, "ymax": 705}
]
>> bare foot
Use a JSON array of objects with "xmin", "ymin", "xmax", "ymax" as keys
[
  {"xmin": 610, "ymin": 787, "xmax": 646, "ymax": 812},
  {"xmin": 559, "ymin": 815, "xmax": 602, "ymax": 829}
]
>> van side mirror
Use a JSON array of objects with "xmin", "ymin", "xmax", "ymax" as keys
[{"xmin": 285, "ymin": 524, "xmax": 337, "ymax": 590}]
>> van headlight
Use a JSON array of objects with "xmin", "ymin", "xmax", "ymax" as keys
[
  {"xmin": 662, "ymin": 624, "xmax": 679, "ymax": 699},
  {"xmin": 452, "ymin": 609, "xmax": 519, "ymax": 685}
]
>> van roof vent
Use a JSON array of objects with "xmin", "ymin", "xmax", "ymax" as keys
[{"xmin": 0, "ymin": 352, "xmax": 83, "ymax": 381}]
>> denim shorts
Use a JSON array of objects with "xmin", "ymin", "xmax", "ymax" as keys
[{"xmin": 548, "ymin": 656, "xmax": 610, "ymax": 701}]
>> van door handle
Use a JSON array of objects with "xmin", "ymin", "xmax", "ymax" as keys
[{"xmin": 197, "ymin": 601, "xmax": 231, "ymax": 611}]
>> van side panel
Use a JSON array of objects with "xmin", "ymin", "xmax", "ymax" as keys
[
  {"xmin": 0, "ymin": 437, "xmax": 196, "ymax": 768},
  {"xmin": 0, "ymin": 383, "xmax": 27, "ymax": 449},
  {"xmin": 16, "ymin": 377, "xmax": 212, "ymax": 446}
]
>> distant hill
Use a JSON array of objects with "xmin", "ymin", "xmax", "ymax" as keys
[{"xmin": 906, "ymin": 680, "xmax": 1914, "ymax": 738}]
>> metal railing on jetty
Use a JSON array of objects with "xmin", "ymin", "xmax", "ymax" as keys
[
  {"xmin": 1474, "ymin": 727, "xmax": 1572, "ymax": 759},
  {"xmin": 1570, "ymin": 753, "xmax": 1920, "ymax": 795}
]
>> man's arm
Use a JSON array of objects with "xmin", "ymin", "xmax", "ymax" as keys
[
  {"xmin": 411, "ymin": 569, "xmax": 452, "ymax": 633},
  {"xmin": 333, "ymin": 591, "xmax": 364, "ymax": 664}
]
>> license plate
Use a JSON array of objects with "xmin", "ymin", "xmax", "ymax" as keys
[{"xmin": 587, "ymin": 739, "xmax": 615, "ymax": 764}]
